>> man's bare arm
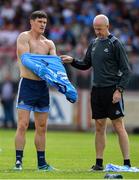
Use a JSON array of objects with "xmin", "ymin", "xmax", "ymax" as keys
[
  {"xmin": 17, "ymin": 33, "xmax": 30, "ymax": 58},
  {"xmin": 49, "ymin": 40, "xmax": 56, "ymax": 55}
]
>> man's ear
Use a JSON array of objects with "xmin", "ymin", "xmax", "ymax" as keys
[{"xmin": 30, "ymin": 19, "xmax": 34, "ymax": 26}]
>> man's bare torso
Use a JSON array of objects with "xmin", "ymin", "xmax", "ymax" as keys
[{"xmin": 17, "ymin": 31, "xmax": 55, "ymax": 80}]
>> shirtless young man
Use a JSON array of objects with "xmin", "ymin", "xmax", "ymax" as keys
[{"xmin": 15, "ymin": 11, "xmax": 56, "ymax": 171}]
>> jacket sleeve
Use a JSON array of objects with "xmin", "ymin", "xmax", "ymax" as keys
[
  {"xmin": 115, "ymin": 40, "xmax": 131, "ymax": 89},
  {"xmin": 71, "ymin": 42, "xmax": 92, "ymax": 70}
]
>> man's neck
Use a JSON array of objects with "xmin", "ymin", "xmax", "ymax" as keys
[
  {"xmin": 29, "ymin": 30, "xmax": 41, "ymax": 40},
  {"xmin": 98, "ymin": 32, "xmax": 111, "ymax": 40}
]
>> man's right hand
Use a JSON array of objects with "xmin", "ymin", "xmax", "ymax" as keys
[{"xmin": 60, "ymin": 55, "xmax": 74, "ymax": 64}]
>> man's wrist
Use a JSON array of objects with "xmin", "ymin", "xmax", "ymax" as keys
[
  {"xmin": 72, "ymin": 58, "xmax": 75, "ymax": 62},
  {"xmin": 71, "ymin": 58, "xmax": 76, "ymax": 64},
  {"xmin": 116, "ymin": 86, "xmax": 124, "ymax": 93}
]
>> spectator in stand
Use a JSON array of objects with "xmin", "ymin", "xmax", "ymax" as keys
[
  {"xmin": 0, "ymin": 74, "xmax": 16, "ymax": 128},
  {"xmin": 0, "ymin": 0, "xmax": 139, "ymax": 88}
]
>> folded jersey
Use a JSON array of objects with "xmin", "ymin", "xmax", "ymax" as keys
[
  {"xmin": 105, "ymin": 164, "xmax": 139, "ymax": 172},
  {"xmin": 20, "ymin": 53, "xmax": 78, "ymax": 103}
]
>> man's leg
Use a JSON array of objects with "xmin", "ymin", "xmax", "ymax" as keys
[
  {"xmin": 14, "ymin": 109, "xmax": 30, "ymax": 169},
  {"xmin": 95, "ymin": 118, "xmax": 107, "ymax": 159},
  {"xmin": 34, "ymin": 112, "xmax": 48, "ymax": 168},
  {"xmin": 34, "ymin": 112, "xmax": 55, "ymax": 171},
  {"xmin": 112, "ymin": 117, "xmax": 131, "ymax": 167},
  {"xmin": 91, "ymin": 118, "xmax": 107, "ymax": 170}
]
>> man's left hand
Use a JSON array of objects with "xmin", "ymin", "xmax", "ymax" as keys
[{"xmin": 112, "ymin": 89, "xmax": 122, "ymax": 104}]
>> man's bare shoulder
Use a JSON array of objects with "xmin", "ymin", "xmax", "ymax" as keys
[
  {"xmin": 41, "ymin": 36, "xmax": 56, "ymax": 55},
  {"xmin": 42, "ymin": 36, "xmax": 55, "ymax": 46},
  {"xmin": 17, "ymin": 31, "xmax": 30, "ymax": 41}
]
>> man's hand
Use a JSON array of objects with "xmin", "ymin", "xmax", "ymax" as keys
[
  {"xmin": 60, "ymin": 55, "xmax": 74, "ymax": 63},
  {"xmin": 112, "ymin": 89, "xmax": 122, "ymax": 104}
]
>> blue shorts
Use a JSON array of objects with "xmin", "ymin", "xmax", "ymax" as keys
[{"xmin": 16, "ymin": 78, "xmax": 50, "ymax": 112}]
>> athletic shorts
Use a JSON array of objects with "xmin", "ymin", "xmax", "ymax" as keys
[
  {"xmin": 16, "ymin": 78, "xmax": 50, "ymax": 112},
  {"xmin": 91, "ymin": 86, "xmax": 124, "ymax": 120}
]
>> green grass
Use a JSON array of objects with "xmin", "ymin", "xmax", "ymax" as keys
[{"xmin": 0, "ymin": 129, "xmax": 139, "ymax": 179}]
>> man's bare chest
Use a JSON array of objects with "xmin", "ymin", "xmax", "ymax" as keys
[{"xmin": 29, "ymin": 40, "xmax": 49, "ymax": 54}]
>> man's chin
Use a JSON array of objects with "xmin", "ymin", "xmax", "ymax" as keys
[
  {"xmin": 39, "ymin": 30, "xmax": 45, "ymax": 34},
  {"xmin": 98, "ymin": 36, "xmax": 106, "ymax": 39}
]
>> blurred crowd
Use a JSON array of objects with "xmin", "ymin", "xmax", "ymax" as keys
[
  {"xmin": 0, "ymin": 0, "xmax": 139, "ymax": 128},
  {"xmin": 0, "ymin": 0, "xmax": 139, "ymax": 87}
]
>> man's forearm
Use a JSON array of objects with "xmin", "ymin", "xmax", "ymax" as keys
[{"xmin": 71, "ymin": 58, "xmax": 91, "ymax": 70}]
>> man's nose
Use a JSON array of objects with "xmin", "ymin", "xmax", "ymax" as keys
[
  {"xmin": 96, "ymin": 30, "xmax": 99, "ymax": 34},
  {"xmin": 41, "ymin": 22, "xmax": 45, "ymax": 26}
]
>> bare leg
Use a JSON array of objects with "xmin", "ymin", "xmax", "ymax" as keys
[
  {"xmin": 34, "ymin": 112, "xmax": 48, "ymax": 151},
  {"xmin": 112, "ymin": 117, "xmax": 130, "ymax": 160},
  {"xmin": 15, "ymin": 109, "xmax": 30, "ymax": 150},
  {"xmin": 95, "ymin": 119, "xmax": 107, "ymax": 159},
  {"xmin": 34, "ymin": 112, "xmax": 55, "ymax": 171},
  {"xmin": 34, "ymin": 112, "xmax": 48, "ymax": 168}
]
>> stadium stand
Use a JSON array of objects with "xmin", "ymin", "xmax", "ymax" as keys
[
  {"xmin": 0, "ymin": 0, "xmax": 139, "ymax": 130},
  {"xmin": 0, "ymin": 0, "xmax": 139, "ymax": 87}
]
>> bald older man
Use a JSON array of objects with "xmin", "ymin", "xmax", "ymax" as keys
[{"xmin": 61, "ymin": 14, "xmax": 131, "ymax": 170}]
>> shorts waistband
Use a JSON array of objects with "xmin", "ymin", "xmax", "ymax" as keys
[
  {"xmin": 21, "ymin": 77, "xmax": 45, "ymax": 84},
  {"xmin": 92, "ymin": 85, "xmax": 116, "ymax": 89}
]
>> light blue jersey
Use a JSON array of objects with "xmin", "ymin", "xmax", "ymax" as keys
[{"xmin": 20, "ymin": 53, "xmax": 78, "ymax": 103}]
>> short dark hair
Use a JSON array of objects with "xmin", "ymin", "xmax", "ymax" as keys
[{"xmin": 30, "ymin": 11, "xmax": 47, "ymax": 20}]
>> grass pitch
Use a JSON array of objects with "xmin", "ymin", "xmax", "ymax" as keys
[{"xmin": 0, "ymin": 129, "xmax": 138, "ymax": 179}]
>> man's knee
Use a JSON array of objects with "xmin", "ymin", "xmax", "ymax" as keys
[
  {"xmin": 95, "ymin": 119, "xmax": 106, "ymax": 133},
  {"xmin": 36, "ymin": 123, "xmax": 46, "ymax": 135},
  {"xmin": 112, "ymin": 118, "xmax": 126, "ymax": 133},
  {"xmin": 17, "ymin": 122, "xmax": 29, "ymax": 134}
]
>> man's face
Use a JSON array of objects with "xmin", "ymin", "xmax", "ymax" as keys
[
  {"xmin": 30, "ymin": 18, "xmax": 47, "ymax": 34},
  {"xmin": 93, "ymin": 24, "xmax": 108, "ymax": 38}
]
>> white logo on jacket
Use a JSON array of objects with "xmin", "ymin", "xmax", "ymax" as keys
[
  {"xmin": 92, "ymin": 47, "xmax": 96, "ymax": 51},
  {"xmin": 104, "ymin": 48, "xmax": 109, "ymax": 52}
]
